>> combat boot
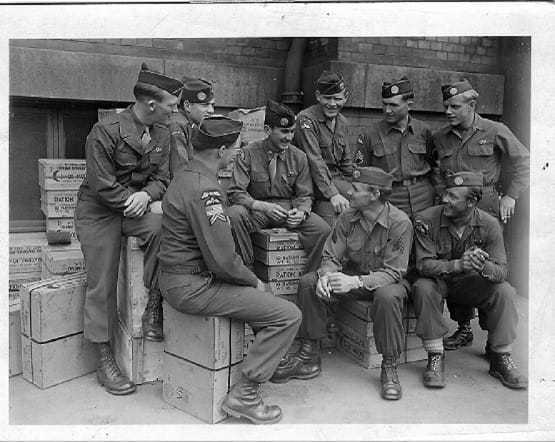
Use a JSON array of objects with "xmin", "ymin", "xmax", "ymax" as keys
[
  {"xmin": 96, "ymin": 342, "xmax": 136, "ymax": 395},
  {"xmin": 423, "ymin": 352, "xmax": 446, "ymax": 388},
  {"xmin": 221, "ymin": 375, "xmax": 282, "ymax": 424},
  {"xmin": 380, "ymin": 356, "xmax": 402, "ymax": 400},
  {"xmin": 269, "ymin": 339, "xmax": 322, "ymax": 384},
  {"xmin": 489, "ymin": 352, "xmax": 527, "ymax": 390},
  {"xmin": 142, "ymin": 289, "xmax": 163, "ymax": 342},
  {"xmin": 444, "ymin": 321, "xmax": 473, "ymax": 350}
]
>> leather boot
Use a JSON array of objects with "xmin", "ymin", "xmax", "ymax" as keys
[
  {"xmin": 423, "ymin": 352, "xmax": 446, "ymax": 388},
  {"xmin": 142, "ymin": 289, "xmax": 163, "ymax": 342},
  {"xmin": 96, "ymin": 342, "xmax": 136, "ymax": 395},
  {"xmin": 444, "ymin": 321, "xmax": 473, "ymax": 350},
  {"xmin": 489, "ymin": 352, "xmax": 527, "ymax": 390},
  {"xmin": 484, "ymin": 341, "xmax": 493, "ymax": 360},
  {"xmin": 270, "ymin": 339, "xmax": 322, "ymax": 384},
  {"xmin": 380, "ymin": 356, "xmax": 402, "ymax": 400},
  {"xmin": 221, "ymin": 375, "xmax": 282, "ymax": 424}
]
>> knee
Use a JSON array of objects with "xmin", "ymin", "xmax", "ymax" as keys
[
  {"xmin": 373, "ymin": 284, "xmax": 406, "ymax": 309},
  {"xmin": 492, "ymin": 281, "xmax": 517, "ymax": 301},
  {"xmin": 412, "ymin": 278, "xmax": 441, "ymax": 300}
]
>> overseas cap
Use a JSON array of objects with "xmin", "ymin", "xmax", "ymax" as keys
[
  {"xmin": 441, "ymin": 79, "xmax": 475, "ymax": 101},
  {"xmin": 352, "ymin": 167, "xmax": 394, "ymax": 189},
  {"xmin": 382, "ymin": 77, "xmax": 413, "ymax": 98},
  {"xmin": 316, "ymin": 71, "xmax": 346, "ymax": 95},
  {"xmin": 137, "ymin": 63, "xmax": 183, "ymax": 96},
  {"xmin": 264, "ymin": 99, "xmax": 296, "ymax": 128},
  {"xmin": 192, "ymin": 115, "xmax": 243, "ymax": 151},
  {"xmin": 181, "ymin": 77, "xmax": 214, "ymax": 104},
  {"xmin": 445, "ymin": 171, "xmax": 484, "ymax": 188}
]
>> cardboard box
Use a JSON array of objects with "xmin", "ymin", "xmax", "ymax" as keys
[
  {"xmin": 253, "ymin": 262, "xmax": 304, "ymax": 282},
  {"xmin": 252, "ymin": 228, "xmax": 303, "ymax": 251},
  {"xmin": 226, "ymin": 107, "xmax": 266, "ymax": 146},
  {"xmin": 40, "ymin": 189, "xmax": 79, "ymax": 205},
  {"xmin": 9, "ymin": 272, "xmax": 41, "ymax": 302},
  {"xmin": 45, "ymin": 217, "xmax": 77, "ymax": 238},
  {"xmin": 38, "ymin": 158, "xmax": 86, "ymax": 190},
  {"xmin": 335, "ymin": 307, "xmax": 373, "ymax": 339},
  {"xmin": 263, "ymin": 279, "xmax": 299, "ymax": 296},
  {"xmin": 340, "ymin": 299, "xmax": 373, "ymax": 322},
  {"xmin": 162, "ymin": 351, "xmax": 242, "ymax": 424},
  {"xmin": 10, "ymin": 299, "xmax": 22, "ymax": 377},
  {"xmin": 253, "ymin": 247, "xmax": 307, "ymax": 266},
  {"xmin": 41, "ymin": 245, "xmax": 85, "ymax": 278},
  {"xmin": 9, "ymin": 232, "xmax": 48, "ymax": 274},
  {"xmin": 336, "ymin": 319, "xmax": 374, "ymax": 349},
  {"xmin": 164, "ymin": 302, "xmax": 244, "ymax": 370},
  {"xmin": 243, "ymin": 324, "xmax": 255, "ymax": 358},
  {"xmin": 338, "ymin": 334, "xmax": 382, "ymax": 369},
  {"xmin": 41, "ymin": 199, "xmax": 76, "ymax": 218}
]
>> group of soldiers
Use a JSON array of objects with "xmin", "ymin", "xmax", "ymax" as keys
[{"xmin": 74, "ymin": 63, "xmax": 529, "ymax": 424}]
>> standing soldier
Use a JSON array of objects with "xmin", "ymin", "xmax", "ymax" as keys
[
  {"xmin": 294, "ymin": 71, "xmax": 354, "ymax": 227},
  {"xmin": 75, "ymin": 64, "xmax": 182, "ymax": 395},
  {"xmin": 433, "ymin": 79, "xmax": 530, "ymax": 351},
  {"xmin": 227, "ymin": 99, "xmax": 331, "ymax": 273},
  {"xmin": 158, "ymin": 115, "xmax": 302, "ymax": 424},
  {"xmin": 168, "ymin": 77, "xmax": 215, "ymax": 176},
  {"xmin": 271, "ymin": 167, "xmax": 413, "ymax": 402}
]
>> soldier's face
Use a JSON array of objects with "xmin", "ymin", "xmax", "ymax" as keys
[
  {"xmin": 442, "ymin": 187, "xmax": 472, "ymax": 218},
  {"xmin": 267, "ymin": 126, "xmax": 294, "ymax": 151},
  {"xmin": 316, "ymin": 90, "xmax": 347, "ymax": 119},
  {"xmin": 152, "ymin": 91, "xmax": 179, "ymax": 124},
  {"xmin": 444, "ymin": 95, "xmax": 475, "ymax": 127},
  {"xmin": 349, "ymin": 182, "xmax": 378, "ymax": 208},
  {"xmin": 186, "ymin": 100, "xmax": 215, "ymax": 125},
  {"xmin": 382, "ymin": 95, "xmax": 410, "ymax": 125}
]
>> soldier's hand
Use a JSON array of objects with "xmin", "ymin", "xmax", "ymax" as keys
[
  {"xmin": 286, "ymin": 208, "xmax": 304, "ymax": 228},
  {"xmin": 149, "ymin": 200, "xmax": 163, "ymax": 214},
  {"xmin": 328, "ymin": 272, "xmax": 358, "ymax": 294},
  {"xmin": 254, "ymin": 201, "xmax": 288, "ymax": 222},
  {"xmin": 316, "ymin": 274, "xmax": 332, "ymax": 301},
  {"xmin": 469, "ymin": 247, "xmax": 488, "ymax": 271},
  {"xmin": 499, "ymin": 195, "xmax": 516, "ymax": 224},
  {"xmin": 461, "ymin": 249, "xmax": 476, "ymax": 272},
  {"xmin": 330, "ymin": 194, "xmax": 350, "ymax": 214},
  {"xmin": 124, "ymin": 191, "xmax": 150, "ymax": 218}
]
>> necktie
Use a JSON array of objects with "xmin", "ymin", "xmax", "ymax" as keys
[
  {"xmin": 141, "ymin": 127, "xmax": 151, "ymax": 149},
  {"xmin": 268, "ymin": 153, "xmax": 278, "ymax": 185}
]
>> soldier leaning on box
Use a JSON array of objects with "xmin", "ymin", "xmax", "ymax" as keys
[
  {"xmin": 226, "ymin": 99, "xmax": 331, "ymax": 273},
  {"xmin": 412, "ymin": 171, "xmax": 527, "ymax": 390},
  {"xmin": 433, "ymin": 79, "xmax": 530, "ymax": 352},
  {"xmin": 168, "ymin": 77, "xmax": 215, "ymax": 176},
  {"xmin": 293, "ymin": 71, "xmax": 355, "ymax": 228},
  {"xmin": 271, "ymin": 167, "xmax": 414, "ymax": 402},
  {"xmin": 75, "ymin": 64, "xmax": 182, "ymax": 395},
  {"xmin": 158, "ymin": 115, "xmax": 302, "ymax": 425}
]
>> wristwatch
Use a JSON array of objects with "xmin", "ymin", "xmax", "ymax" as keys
[{"xmin": 356, "ymin": 275, "xmax": 364, "ymax": 289}]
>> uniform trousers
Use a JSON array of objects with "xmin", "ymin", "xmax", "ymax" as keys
[
  {"xmin": 411, "ymin": 275, "xmax": 518, "ymax": 346},
  {"xmin": 227, "ymin": 203, "xmax": 330, "ymax": 273},
  {"xmin": 297, "ymin": 272, "xmax": 408, "ymax": 358},
  {"xmin": 160, "ymin": 271, "xmax": 301, "ymax": 383},
  {"xmin": 313, "ymin": 178, "xmax": 354, "ymax": 228},
  {"xmin": 75, "ymin": 194, "xmax": 162, "ymax": 342}
]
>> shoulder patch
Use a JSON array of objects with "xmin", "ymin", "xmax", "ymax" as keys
[
  {"xmin": 300, "ymin": 118, "xmax": 312, "ymax": 130},
  {"xmin": 201, "ymin": 190, "xmax": 228, "ymax": 225},
  {"xmin": 414, "ymin": 218, "xmax": 431, "ymax": 237},
  {"xmin": 392, "ymin": 236, "xmax": 408, "ymax": 255}
]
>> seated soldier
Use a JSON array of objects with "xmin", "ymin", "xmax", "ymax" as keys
[
  {"xmin": 270, "ymin": 167, "xmax": 413, "ymax": 401},
  {"xmin": 158, "ymin": 115, "xmax": 302, "ymax": 424},
  {"xmin": 227, "ymin": 99, "xmax": 331, "ymax": 273},
  {"xmin": 412, "ymin": 171, "xmax": 527, "ymax": 390}
]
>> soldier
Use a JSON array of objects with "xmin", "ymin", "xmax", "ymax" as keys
[
  {"xmin": 271, "ymin": 167, "xmax": 413, "ymax": 401},
  {"xmin": 412, "ymin": 171, "xmax": 527, "ymax": 390},
  {"xmin": 227, "ymin": 99, "xmax": 331, "ymax": 273},
  {"xmin": 158, "ymin": 115, "xmax": 302, "ymax": 424},
  {"xmin": 168, "ymin": 77, "xmax": 215, "ymax": 176},
  {"xmin": 75, "ymin": 64, "xmax": 182, "ymax": 395},
  {"xmin": 293, "ymin": 70, "xmax": 355, "ymax": 227},
  {"xmin": 433, "ymin": 79, "xmax": 530, "ymax": 351}
]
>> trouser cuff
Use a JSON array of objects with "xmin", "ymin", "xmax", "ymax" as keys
[{"xmin": 423, "ymin": 338, "xmax": 444, "ymax": 354}]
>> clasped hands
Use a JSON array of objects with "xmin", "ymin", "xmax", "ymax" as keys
[
  {"xmin": 124, "ymin": 191, "xmax": 162, "ymax": 217},
  {"xmin": 252, "ymin": 201, "xmax": 306, "ymax": 227},
  {"xmin": 316, "ymin": 272, "xmax": 361, "ymax": 302},
  {"xmin": 461, "ymin": 247, "xmax": 489, "ymax": 273}
]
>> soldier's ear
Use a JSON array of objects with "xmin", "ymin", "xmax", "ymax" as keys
[{"xmin": 147, "ymin": 99, "xmax": 157, "ymax": 112}]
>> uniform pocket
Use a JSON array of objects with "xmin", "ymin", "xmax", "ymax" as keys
[
  {"xmin": 285, "ymin": 171, "xmax": 299, "ymax": 186},
  {"xmin": 468, "ymin": 142, "xmax": 494, "ymax": 156},
  {"xmin": 253, "ymin": 172, "xmax": 270, "ymax": 182},
  {"xmin": 114, "ymin": 145, "xmax": 138, "ymax": 167},
  {"xmin": 407, "ymin": 142, "xmax": 427, "ymax": 154}
]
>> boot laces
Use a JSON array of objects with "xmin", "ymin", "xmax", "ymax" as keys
[
  {"xmin": 101, "ymin": 352, "xmax": 121, "ymax": 378},
  {"xmin": 382, "ymin": 359, "xmax": 399, "ymax": 382},
  {"xmin": 429, "ymin": 354, "xmax": 443, "ymax": 371},
  {"xmin": 499, "ymin": 353, "xmax": 517, "ymax": 371}
]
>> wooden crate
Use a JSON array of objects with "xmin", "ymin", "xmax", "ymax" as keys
[
  {"xmin": 162, "ymin": 351, "xmax": 242, "ymax": 424},
  {"xmin": 252, "ymin": 228, "xmax": 302, "ymax": 251},
  {"xmin": 253, "ymin": 247, "xmax": 307, "ymax": 266},
  {"xmin": 38, "ymin": 158, "xmax": 86, "ymax": 190},
  {"xmin": 40, "ymin": 189, "xmax": 79, "ymax": 205},
  {"xmin": 335, "ymin": 307, "xmax": 373, "ymax": 339},
  {"xmin": 40, "ymin": 198, "xmax": 76, "ymax": 218},
  {"xmin": 41, "ymin": 244, "xmax": 85, "ymax": 278},
  {"xmin": 9, "ymin": 232, "xmax": 48, "ymax": 274},
  {"xmin": 253, "ymin": 262, "xmax": 304, "ymax": 282},
  {"xmin": 10, "ymin": 299, "xmax": 22, "ymax": 377},
  {"xmin": 340, "ymin": 298, "xmax": 373, "ymax": 322},
  {"xmin": 263, "ymin": 279, "xmax": 299, "ymax": 296},
  {"xmin": 45, "ymin": 217, "xmax": 77, "ymax": 239},
  {"xmin": 337, "ymin": 334, "xmax": 382, "ymax": 369},
  {"xmin": 9, "ymin": 272, "xmax": 41, "ymax": 302},
  {"xmin": 164, "ymin": 302, "xmax": 244, "ymax": 370},
  {"xmin": 243, "ymin": 324, "xmax": 255, "ymax": 358}
]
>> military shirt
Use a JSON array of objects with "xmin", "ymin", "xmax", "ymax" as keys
[
  {"xmin": 159, "ymin": 158, "xmax": 259, "ymax": 287},
  {"xmin": 414, "ymin": 205, "xmax": 507, "ymax": 283},
  {"xmin": 432, "ymin": 113, "xmax": 529, "ymax": 199},
  {"xmin": 168, "ymin": 110, "xmax": 195, "ymax": 176},
  {"xmin": 79, "ymin": 107, "xmax": 170, "ymax": 212},
  {"xmin": 319, "ymin": 202, "xmax": 413, "ymax": 291},
  {"xmin": 227, "ymin": 138, "xmax": 313, "ymax": 214},
  {"xmin": 293, "ymin": 104, "xmax": 354, "ymax": 200}
]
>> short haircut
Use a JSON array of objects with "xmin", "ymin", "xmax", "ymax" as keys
[{"xmin": 133, "ymin": 82, "xmax": 167, "ymax": 102}]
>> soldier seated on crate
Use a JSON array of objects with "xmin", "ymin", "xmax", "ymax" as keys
[
  {"xmin": 158, "ymin": 115, "xmax": 302, "ymax": 425},
  {"xmin": 271, "ymin": 167, "xmax": 414, "ymax": 401},
  {"xmin": 226, "ymin": 99, "xmax": 331, "ymax": 273},
  {"xmin": 411, "ymin": 171, "xmax": 527, "ymax": 390},
  {"xmin": 75, "ymin": 64, "xmax": 182, "ymax": 395}
]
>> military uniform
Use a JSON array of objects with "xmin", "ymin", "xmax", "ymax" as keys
[{"xmin": 168, "ymin": 110, "xmax": 195, "ymax": 176}]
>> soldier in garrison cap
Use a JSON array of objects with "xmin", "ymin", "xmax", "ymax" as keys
[
  {"xmin": 433, "ymin": 79, "xmax": 530, "ymax": 351},
  {"xmin": 75, "ymin": 63, "xmax": 182, "ymax": 395},
  {"xmin": 412, "ymin": 171, "xmax": 527, "ymax": 390},
  {"xmin": 293, "ymin": 70, "xmax": 355, "ymax": 228},
  {"xmin": 168, "ymin": 77, "xmax": 215, "ymax": 176},
  {"xmin": 159, "ymin": 115, "xmax": 301, "ymax": 425},
  {"xmin": 271, "ymin": 167, "xmax": 414, "ymax": 402},
  {"xmin": 227, "ymin": 100, "xmax": 331, "ymax": 273}
]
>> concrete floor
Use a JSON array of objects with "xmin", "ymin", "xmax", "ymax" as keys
[{"xmin": 9, "ymin": 294, "xmax": 528, "ymax": 426}]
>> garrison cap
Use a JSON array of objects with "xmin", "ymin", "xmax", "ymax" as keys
[
  {"xmin": 352, "ymin": 167, "xmax": 394, "ymax": 189},
  {"xmin": 264, "ymin": 99, "xmax": 296, "ymax": 128},
  {"xmin": 137, "ymin": 63, "xmax": 183, "ymax": 96},
  {"xmin": 316, "ymin": 71, "xmax": 346, "ymax": 95},
  {"xmin": 181, "ymin": 77, "xmax": 214, "ymax": 103},
  {"xmin": 445, "ymin": 171, "xmax": 484, "ymax": 188},
  {"xmin": 192, "ymin": 115, "xmax": 242, "ymax": 151},
  {"xmin": 382, "ymin": 77, "xmax": 413, "ymax": 98},
  {"xmin": 441, "ymin": 79, "xmax": 475, "ymax": 101}
]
